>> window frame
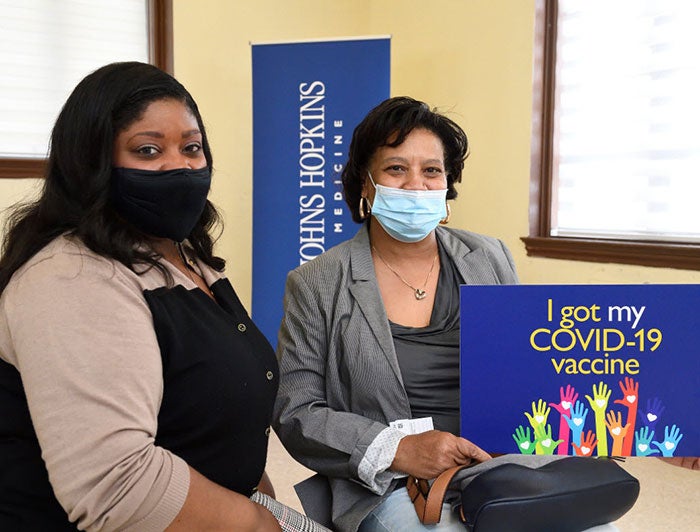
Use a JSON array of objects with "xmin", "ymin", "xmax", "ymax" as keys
[
  {"xmin": 521, "ymin": 0, "xmax": 700, "ymax": 271},
  {"xmin": 0, "ymin": 0, "xmax": 173, "ymax": 180}
]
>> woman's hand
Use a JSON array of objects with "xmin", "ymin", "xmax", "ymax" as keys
[
  {"xmin": 659, "ymin": 457, "xmax": 700, "ymax": 470},
  {"xmin": 166, "ymin": 467, "xmax": 282, "ymax": 531},
  {"xmin": 390, "ymin": 430, "xmax": 491, "ymax": 480},
  {"xmin": 257, "ymin": 470, "xmax": 276, "ymax": 498}
]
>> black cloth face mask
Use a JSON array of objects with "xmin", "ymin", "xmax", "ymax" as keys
[{"xmin": 110, "ymin": 166, "xmax": 212, "ymax": 242}]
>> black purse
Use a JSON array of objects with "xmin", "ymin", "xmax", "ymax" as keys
[{"xmin": 408, "ymin": 456, "xmax": 640, "ymax": 532}]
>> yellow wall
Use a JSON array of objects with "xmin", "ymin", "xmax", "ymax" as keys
[
  {"xmin": 4, "ymin": 1, "xmax": 695, "ymax": 308},
  {"xmin": 0, "ymin": 179, "xmax": 43, "ymax": 230}
]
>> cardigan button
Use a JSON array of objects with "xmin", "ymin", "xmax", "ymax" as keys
[
  {"xmin": 237, "ymin": 323, "xmax": 247, "ymax": 332},
  {"xmin": 266, "ymin": 370, "xmax": 274, "ymax": 381},
  {"xmin": 265, "ymin": 426, "xmax": 271, "ymax": 437}
]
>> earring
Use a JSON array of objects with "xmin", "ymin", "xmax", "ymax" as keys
[
  {"xmin": 359, "ymin": 197, "xmax": 371, "ymax": 220},
  {"xmin": 440, "ymin": 203, "xmax": 451, "ymax": 225}
]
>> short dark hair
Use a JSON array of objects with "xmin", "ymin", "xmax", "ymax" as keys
[
  {"xmin": 341, "ymin": 96, "xmax": 468, "ymax": 223},
  {"xmin": 0, "ymin": 62, "xmax": 224, "ymax": 292}
]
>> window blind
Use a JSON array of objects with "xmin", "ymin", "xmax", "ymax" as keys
[
  {"xmin": 0, "ymin": 0, "xmax": 149, "ymax": 159},
  {"xmin": 553, "ymin": 0, "xmax": 700, "ymax": 243}
]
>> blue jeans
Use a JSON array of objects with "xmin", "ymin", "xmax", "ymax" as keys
[
  {"xmin": 358, "ymin": 487, "xmax": 621, "ymax": 532},
  {"xmin": 358, "ymin": 487, "xmax": 467, "ymax": 532}
]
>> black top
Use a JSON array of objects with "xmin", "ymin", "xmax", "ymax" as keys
[
  {"xmin": 0, "ymin": 276, "xmax": 278, "ymax": 530},
  {"xmin": 391, "ymin": 241, "xmax": 464, "ymax": 435},
  {"xmin": 147, "ymin": 277, "xmax": 278, "ymax": 495}
]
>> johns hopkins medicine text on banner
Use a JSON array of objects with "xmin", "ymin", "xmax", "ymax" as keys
[
  {"xmin": 460, "ymin": 284, "xmax": 700, "ymax": 456},
  {"xmin": 252, "ymin": 37, "xmax": 390, "ymax": 345}
]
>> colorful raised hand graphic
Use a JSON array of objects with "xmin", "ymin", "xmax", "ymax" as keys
[
  {"xmin": 525, "ymin": 399, "xmax": 551, "ymax": 432},
  {"xmin": 549, "ymin": 385, "xmax": 578, "ymax": 455},
  {"xmin": 634, "ymin": 426, "xmax": 659, "ymax": 457},
  {"xmin": 613, "ymin": 377, "xmax": 639, "ymax": 456},
  {"xmin": 512, "ymin": 425, "xmax": 535, "ymax": 455},
  {"xmin": 652, "ymin": 424, "xmax": 684, "ymax": 457},
  {"xmin": 533, "ymin": 423, "xmax": 563, "ymax": 455},
  {"xmin": 518, "ymin": 380, "xmax": 683, "ymax": 459},
  {"xmin": 572, "ymin": 430, "xmax": 597, "ymax": 457},
  {"xmin": 605, "ymin": 410, "xmax": 630, "ymax": 456},
  {"xmin": 563, "ymin": 400, "xmax": 589, "ymax": 448},
  {"xmin": 638, "ymin": 397, "xmax": 665, "ymax": 431},
  {"xmin": 585, "ymin": 381, "xmax": 612, "ymax": 456}
]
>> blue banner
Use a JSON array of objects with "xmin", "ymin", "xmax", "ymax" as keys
[
  {"xmin": 251, "ymin": 37, "xmax": 390, "ymax": 345},
  {"xmin": 460, "ymin": 284, "xmax": 700, "ymax": 457}
]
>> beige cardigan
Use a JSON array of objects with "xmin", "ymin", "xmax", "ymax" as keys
[{"xmin": 0, "ymin": 236, "xmax": 226, "ymax": 531}]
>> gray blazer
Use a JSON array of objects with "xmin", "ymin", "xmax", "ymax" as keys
[{"xmin": 273, "ymin": 224, "xmax": 519, "ymax": 531}]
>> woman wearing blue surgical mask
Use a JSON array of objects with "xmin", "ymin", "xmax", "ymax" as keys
[
  {"xmin": 274, "ymin": 97, "xmax": 519, "ymax": 531},
  {"xmin": 0, "ymin": 62, "xmax": 305, "ymax": 531}
]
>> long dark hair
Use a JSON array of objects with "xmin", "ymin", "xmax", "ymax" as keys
[
  {"xmin": 0, "ymin": 62, "xmax": 225, "ymax": 292},
  {"xmin": 342, "ymin": 96, "xmax": 468, "ymax": 223}
]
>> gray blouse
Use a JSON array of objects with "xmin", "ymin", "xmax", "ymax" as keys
[{"xmin": 390, "ymin": 241, "xmax": 463, "ymax": 436}]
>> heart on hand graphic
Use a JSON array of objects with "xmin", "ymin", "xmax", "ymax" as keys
[
  {"xmin": 626, "ymin": 395, "xmax": 636, "ymax": 403},
  {"xmin": 561, "ymin": 401, "xmax": 572, "ymax": 410},
  {"xmin": 541, "ymin": 438, "xmax": 552, "ymax": 448},
  {"xmin": 535, "ymin": 415, "xmax": 545, "ymax": 424},
  {"xmin": 664, "ymin": 441, "xmax": 675, "ymax": 451},
  {"xmin": 573, "ymin": 418, "xmax": 584, "ymax": 427},
  {"xmin": 647, "ymin": 413, "xmax": 658, "ymax": 422},
  {"xmin": 638, "ymin": 444, "xmax": 648, "ymax": 452},
  {"xmin": 612, "ymin": 427, "xmax": 622, "ymax": 436},
  {"xmin": 581, "ymin": 446, "xmax": 591, "ymax": 455},
  {"xmin": 596, "ymin": 399, "xmax": 606, "ymax": 408},
  {"xmin": 520, "ymin": 442, "xmax": 530, "ymax": 450}
]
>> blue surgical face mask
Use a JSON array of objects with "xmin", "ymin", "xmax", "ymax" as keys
[{"xmin": 367, "ymin": 172, "xmax": 447, "ymax": 243}]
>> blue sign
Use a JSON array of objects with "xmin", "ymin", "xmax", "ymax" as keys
[
  {"xmin": 460, "ymin": 284, "xmax": 700, "ymax": 457},
  {"xmin": 251, "ymin": 37, "xmax": 391, "ymax": 345}
]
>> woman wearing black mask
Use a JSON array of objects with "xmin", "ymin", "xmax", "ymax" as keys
[{"xmin": 0, "ymin": 62, "xmax": 283, "ymax": 531}]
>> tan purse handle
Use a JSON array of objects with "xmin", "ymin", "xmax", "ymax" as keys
[{"xmin": 406, "ymin": 464, "xmax": 471, "ymax": 524}]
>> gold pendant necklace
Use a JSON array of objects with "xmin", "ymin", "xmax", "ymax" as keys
[
  {"xmin": 176, "ymin": 242, "xmax": 214, "ymax": 299},
  {"xmin": 371, "ymin": 245, "xmax": 438, "ymax": 301}
]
